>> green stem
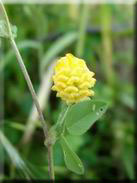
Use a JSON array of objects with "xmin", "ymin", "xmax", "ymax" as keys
[
  {"xmin": 47, "ymin": 145, "xmax": 55, "ymax": 181},
  {"xmin": 52, "ymin": 104, "xmax": 71, "ymax": 139},
  {"xmin": 56, "ymin": 104, "xmax": 71, "ymax": 131},
  {"xmin": 10, "ymin": 38, "xmax": 48, "ymax": 138},
  {"xmin": 55, "ymin": 103, "xmax": 67, "ymax": 127},
  {"xmin": 59, "ymin": 105, "xmax": 71, "ymax": 126},
  {"xmin": 60, "ymin": 105, "xmax": 71, "ymax": 127},
  {"xmin": 0, "ymin": 1, "xmax": 55, "ymax": 180}
]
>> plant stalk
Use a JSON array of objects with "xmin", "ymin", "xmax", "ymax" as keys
[
  {"xmin": 57, "ymin": 104, "xmax": 71, "ymax": 127},
  {"xmin": 47, "ymin": 145, "xmax": 55, "ymax": 180},
  {"xmin": 0, "ymin": 1, "xmax": 55, "ymax": 180},
  {"xmin": 10, "ymin": 38, "xmax": 49, "ymax": 138}
]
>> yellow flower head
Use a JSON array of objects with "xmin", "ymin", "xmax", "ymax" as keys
[{"xmin": 52, "ymin": 53, "xmax": 96, "ymax": 104}]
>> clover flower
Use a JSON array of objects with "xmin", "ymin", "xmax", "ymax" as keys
[{"xmin": 51, "ymin": 53, "xmax": 96, "ymax": 104}]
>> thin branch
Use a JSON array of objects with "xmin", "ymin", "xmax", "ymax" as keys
[
  {"xmin": 0, "ymin": 1, "xmax": 55, "ymax": 180},
  {"xmin": 21, "ymin": 62, "xmax": 55, "ymax": 145},
  {"xmin": 10, "ymin": 38, "xmax": 49, "ymax": 138}
]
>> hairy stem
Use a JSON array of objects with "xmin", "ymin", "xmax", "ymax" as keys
[{"xmin": 0, "ymin": 1, "xmax": 55, "ymax": 180}]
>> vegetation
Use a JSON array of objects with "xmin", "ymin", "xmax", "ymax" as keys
[{"xmin": 0, "ymin": 3, "xmax": 134, "ymax": 180}]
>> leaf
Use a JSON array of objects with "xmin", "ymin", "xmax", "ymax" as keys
[
  {"xmin": 122, "ymin": 144, "xmax": 135, "ymax": 179},
  {"xmin": 0, "ymin": 20, "xmax": 17, "ymax": 38},
  {"xmin": 8, "ymin": 121, "xmax": 25, "ymax": 131},
  {"xmin": 0, "ymin": 130, "xmax": 32, "ymax": 178},
  {"xmin": 0, "ymin": 40, "xmax": 41, "ymax": 72},
  {"xmin": 11, "ymin": 24, "xmax": 18, "ymax": 38},
  {"xmin": 65, "ymin": 135, "xmax": 84, "ymax": 152},
  {"xmin": 0, "ymin": 20, "xmax": 9, "ymax": 38},
  {"xmin": 65, "ymin": 100, "xmax": 108, "ymax": 135},
  {"xmin": 60, "ymin": 136, "xmax": 84, "ymax": 175}
]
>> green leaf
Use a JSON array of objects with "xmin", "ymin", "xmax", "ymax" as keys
[
  {"xmin": 60, "ymin": 136, "xmax": 84, "ymax": 175},
  {"xmin": 0, "ymin": 20, "xmax": 9, "ymax": 38},
  {"xmin": 8, "ymin": 121, "xmax": 25, "ymax": 131},
  {"xmin": 65, "ymin": 135, "xmax": 84, "ymax": 152},
  {"xmin": 122, "ymin": 144, "xmax": 135, "ymax": 179},
  {"xmin": 0, "ymin": 40, "xmax": 41, "ymax": 72},
  {"xmin": 0, "ymin": 20, "xmax": 17, "ymax": 38},
  {"xmin": 0, "ymin": 130, "xmax": 32, "ymax": 178},
  {"xmin": 11, "ymin": 24, "xmax": 18, "ymax": 38},
  {"xmin": 65, "ymin": 100, "xmax": 108, "ymax": 135}
]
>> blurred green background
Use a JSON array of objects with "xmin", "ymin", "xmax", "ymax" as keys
[{"xmin": 0, "ymin": 3, "xmax": 134, "ymax": 180}]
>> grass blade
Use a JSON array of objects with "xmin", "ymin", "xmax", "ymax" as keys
[{"xmin": 0, "ymin": 130, "xmax": 32, "ymax": 179}]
